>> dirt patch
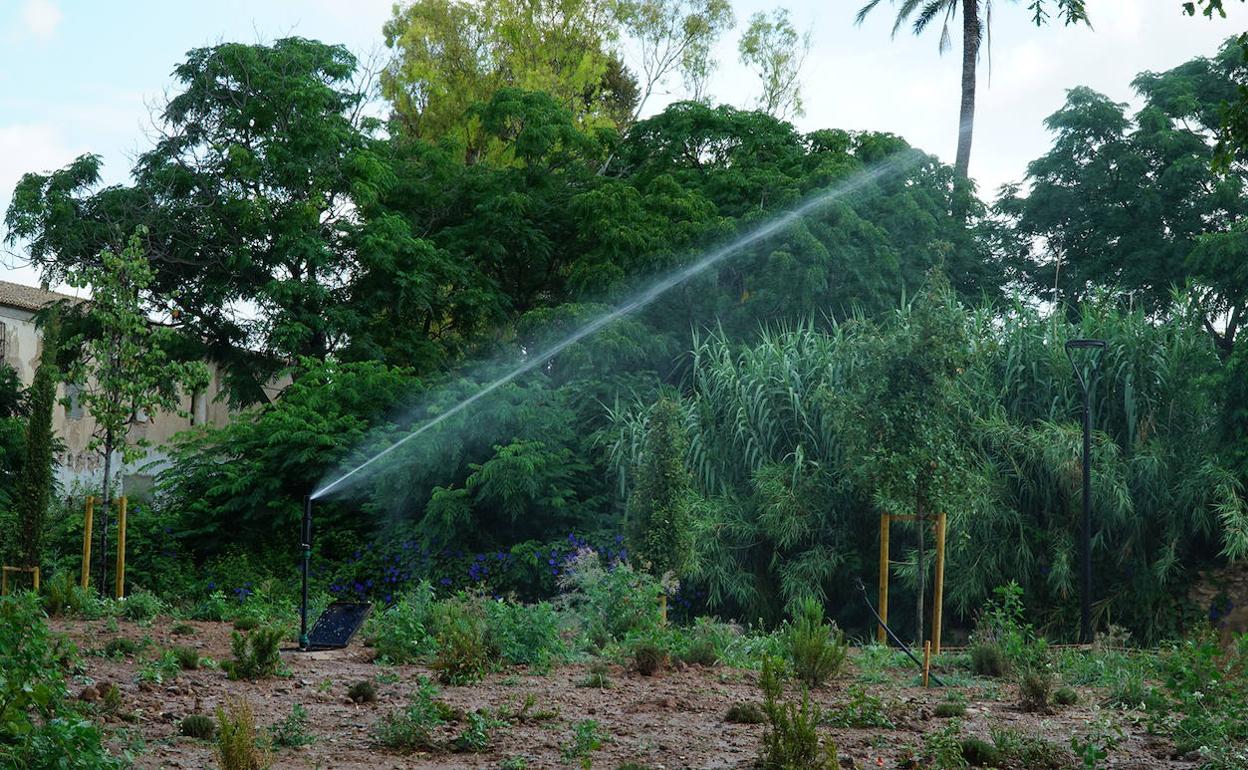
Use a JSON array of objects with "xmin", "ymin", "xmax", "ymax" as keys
[{"xmin": 51, "ymin": 618, "xmax": 1198, "ymax": 769}]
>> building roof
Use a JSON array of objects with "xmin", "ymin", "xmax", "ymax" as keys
[{"xmin": 0, "ymin": 279, "xmax": 80, "ymax": 313}]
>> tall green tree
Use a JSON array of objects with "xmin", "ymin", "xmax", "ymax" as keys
[
  {"xmin": 626, "ymin": 397, "xmax": 697, "ymax": 619},
  {"xmin": 855, "ymin": 0, "xmax": 1089, "ymax": 179},
  {"xmin": 737, "ymin": 8, "xmax": 810, "ymax": 119},
  {"xmin": 381, "ymin": 0, "xmax": 637, "ymax": 149},
  {"xmin": 12, "ymin": 311, "xmax": 60, "ymax": 569},
  {"xmin": 65, "ymin": 230, "xmax": 208, "ymax": 589}
]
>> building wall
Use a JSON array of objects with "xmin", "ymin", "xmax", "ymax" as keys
[{"xmin": 1, "ymin": 303, "xmax": 258, "ymax": 497}]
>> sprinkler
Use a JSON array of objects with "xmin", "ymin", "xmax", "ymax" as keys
[{"xmin": 300, "ymin": 494, "xmax": 312, "ymax": 651}]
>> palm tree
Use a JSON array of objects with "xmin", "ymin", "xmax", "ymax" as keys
[{"xmin": 856, "ymin": 1, "xmax": 1089, "ymax": 180}]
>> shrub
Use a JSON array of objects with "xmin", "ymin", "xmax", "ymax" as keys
[
  {"xmin": 923, "ymin": 719, "xmax": 968, "ymax": 769},
  {"xmin": 990, "ymin": 725, "xmax": 1074, "ymax": 770},
  {"xmin": 783, "ymin": 598, "xmax": 847, "ymax": 689},
  {"xmin": 223, "ymin": 626, "xmax": 284, "ymax": 681},
  {"xmin": 42, "ymin": 570, "xmax": 105, "ymax": 618},
  {"xmin": 1054, "ymin": 686, "xmax": 1079, "ymax": 706},
  {"xmin": 233, "ymin": 616, "xmax": 260, "ymax": 631},
  {"xmin": 431, "ymin": 597, "xmax": 494, "ymax": 685},
  {"xmin": 1019, "ymin": 667, "xmax": 1054, "ymax": 712},
  {"xmin": 557, "ymin": 555, "xmax": 662, "ymax": 645},
  {"xmin": 560, "ymin": 719, "xmax": 604, "ymax": 765},
  {"xmin": 934, "ymin": 701, "xmax": 967, "ymax": 718},
  {"xmin": 365, "ymin": 583, "xmax": 436, "ymax": 664},
  {"xmin": 137, "ymin": 650, "xmax": 182, "ymax": 685},
  {"xmin": 104, "ymin": 637, "xmax": 141, "ymax": 658},
  {"xmin": 0, "ymin": 594, "xmax": 121, "ymax": 769},
  {"xmin": 758, "ymin": 657, "xmax": 838, "ymax": 770},
  {"xmin": 172, "ymin": 623, "xmax": 197, "ymax": 636},
  {"xmin": 372, "ymin": 677, "xmax": 454, "ymax": 752},
  {"xmin": 486, "ymin": 600, "xmax": 566, "ymax": 670},
  {"xmin": 121, "ymin": 590, "xmax": 164, "ymax": 622},
  {"xmin": 678, "ymin": 617, "xmax": 735, "ymax": 666},
  {"xmin": 970, "ymin": 642, "xmax": 1006, "ymax": 677},
  {"xmin": 452, "ymin": 710, "xmax": 505, "ymax": 753},
  {"xmin": 180, "ymin": 713, "xmax": 216, "ymax": 740},
  {"xmin": 725, "ymin": 702, "xmax": 767, "ymax": 724},
  {"xmin": 172, "ymin": 646, "xmax": 201, "ymax": 670},
  {"xmin": 348, "ymin": 680, "xmax": 378, "ymax": 704},
  {"xmin": 216, "ymin": 697, "xmax": 270, "ymax": 770},
  {"xmin": 269, "ymin": 703, "xmax": 314, "ymax": 748},
  {"xmin": 959, "ymin": 737, "xmax": 999, "ymax": 767},
  {"xmin": 631, "ymin": 640, "xmax": 669, "ymax": 676},
  {"xmin": 823, "ymin": 684, "xmax": 894, "ymax": 729}
]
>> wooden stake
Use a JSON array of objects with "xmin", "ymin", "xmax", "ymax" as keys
[
  {"xmin": 923, "ymin": 640, "xmax": 932, "ymax": 688},
  {"xmin": 114, "ymin": 497, "xmax": 128, "ymax": 599},
  {"xmin": 878, "ymin": 512, "xmax": 890, "ymax": 644},
  {"xmin": 933, "ymin": 511, "xmax": 947, "ymax": 655},
  {"xmin": 80, "ymin": 497, "xmax": 94, "ymax": 590}
]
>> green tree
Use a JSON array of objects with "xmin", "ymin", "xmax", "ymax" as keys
[
  {"xmin": 6, "ymin": 39, "xmax": 437, "ymax": 404},
  {"xmin": 381, "ymin": 0, "xmax": 636, "ymax": 149},
  {"xmin": 626, "ymin": 397, "xmax": 696, "ymax": 621},
  {"xmin": 856, "ymin": 0, "xmax": 1089, "ymax": 179},
  {"xmin": 620, "ymin": 0, "xmax": 735, "ymax": 111},
  {"xmin": 65, "ymin": 230, "xmax": 208, "ymax": 590},
  {"xmin": 12, "ymin": 311, "xmax": 60, "ymax": 569},
  {"xmin": 737, "ymin": 8, "xmax": 810, "ymax": 119},
  {"xmin": 0, "ymin": 364, "xmax": 25, "ymax": 567}
]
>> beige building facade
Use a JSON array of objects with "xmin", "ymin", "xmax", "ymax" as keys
[{"xmin": 0, "ymin": 279, "xmax": 239, "ymax": 495}]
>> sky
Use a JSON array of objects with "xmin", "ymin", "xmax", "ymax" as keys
[{"xmin": 0, "ymin": 0, "xmax": 1242, "ymax": 290}]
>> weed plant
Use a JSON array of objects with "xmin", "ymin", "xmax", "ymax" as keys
[
  {"xmin": 268, "ymin": 703, "xmax": 314, "ymax": 748},
  {"xmin": 372, "ymin": 677, "xmax": 455, "ymax": 752},
  {"xmin": 216, "ymin": 697, "xmax": 270, "ymax": 770},
  {"xmin": 758, "ymin": 657, "xmax": 837, "ymax": 770},
  {"xmin": 172, "ymin": 646, "xmax": 201, "ymax": 670},
  {"xmin": 348, "ymin": 680, "xmax": 378, "ymax": 704},
  {"xmin": 180, "ymin": 713, "xmax": 216, "ymax": 740},
  {"xmin": 364, "ymin": 582, "xmax": 437, "ymax": 664},
  {"xmin": 486, "ymin": 599, "xmax": 566, "ymax": 670},
  {"xmin": 121, "ymin": 590, "xmax": 164, "ymax": 623},
  {"xmin": 559, "ymin": 719, "xmax": 604, "ymax": 767},
  {"xmin": 783, "ymin": 598, "xmax": 847, "ymax": 688},
  {"xmin": 432, "ymin": 595, "xmax": 495, "ymax": 684},
  {"xmin": 223, "ymin": 626, "xmax": 284, "ymax": 680},
  {"xmin": 823, "ymin": 684, "xmax": 894, "ymax": 729}
]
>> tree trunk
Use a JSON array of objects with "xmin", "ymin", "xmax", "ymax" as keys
[
  {"xmin": 955, "ymin": 0, "xmax": 980, "ymax": 180},
  {"xmin": 97, "ymin": 431, "xmax": 113, "ymax": 595}
]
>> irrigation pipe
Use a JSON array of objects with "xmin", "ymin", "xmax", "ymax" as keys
[{"xmin": 854, "ymin": 577, "xmax": 946, "ymax": 687}]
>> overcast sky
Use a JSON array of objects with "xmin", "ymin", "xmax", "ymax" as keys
[{"xmin": 0, "ymin": 0, "xmax": 1241, "ymax": 289}]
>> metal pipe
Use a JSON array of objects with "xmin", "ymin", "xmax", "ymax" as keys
[
  {"xmin": 300, "ymin": 495, "xmax": 312, "ymax": 650},
  {"xmin": 1065, "ymin": 339, "xmax": 1105, "ymax": 645},
  {"xmin": 855, "ymin": 577, "xmax": 946, "ymax": 687}
]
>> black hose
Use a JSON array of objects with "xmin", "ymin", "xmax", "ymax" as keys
[{"xmin": 854, "ymin": 577, "xmax": 946, "ymax": 687}]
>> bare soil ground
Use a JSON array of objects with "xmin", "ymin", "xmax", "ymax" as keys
[{"xmin": 52, "ymin": 618, "xmax": 1198, "ymax": 769}]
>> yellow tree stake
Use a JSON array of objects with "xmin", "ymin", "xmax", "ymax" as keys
[
  {"xmin": 114, "ymin": 496, "xmax": 128, "ymax": 599},
  {"xmin": 80, "ymin": 497, "xmax": 95, "ymax": 590},
  {"xmin": 878, "ymin": 512, "xmax": 890, "ymax": 644},
  {"xmin": 933, "ymin": 511, "xmax": 947, "ymax": 655},
  {"xmin": 923, "ymin": 640, "xmax": 932, "ymax": 688}
]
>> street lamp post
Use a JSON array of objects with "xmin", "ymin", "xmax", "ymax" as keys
[{"xmin": 1065, "ymin": 338, "xmax": 1106, "ymax": 645}]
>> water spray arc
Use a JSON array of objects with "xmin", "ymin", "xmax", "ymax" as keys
[
  {"xmin": 309, "ymin": 151, "xmax": 922, "ymax": 502},
  {"xmin": 297, "ymin": 152, "xmax": 922, "ymax": 647}
]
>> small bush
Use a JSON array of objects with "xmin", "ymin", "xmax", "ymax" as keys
[
  {"xmin": 268, "ymin": 703, "xmax": 314, "ymax": 748},
  {"xmin": 1054, "ymin": 686, "xmax": 1079, "ymax": 706},
  {"xmin": 103, "ymin": 637, "xmax": 141, "ymax": 658},
  {"xmin": 42, "ymin": 571, "xmax": 105, "ymax": 618},
  {"xmin": 970, "ymin": 642, "xmax": 1006, "ymax": 677},
  {"xmin": 172, "ymin": 646, "xmax": 201, "ymax": 670},
  {"xmin": 223, "ymin": 626, "xmax": 284, "ymax": 681},
  {"xmin": 959, "ymin": 737, "xmax": 999, "ymax": 767},
  {"xmin": 348, "ymin": 680, "xmax": 378, "ymax": 704},
  {"xmin": 172, "ymin": 623, "xmax": 197, "ymax": 636},
  {"xmin": 631, "ymin": 641, "xmax": 669, "ymax": 676},
  {"xmin": 180, "ymin": 713, "xmax": 216, "ymax": 740},
  {"xmin": 557, "ymin": 557, "xmax": 662, "ymax": 645},
  {"xmin": 725, "ymin": 702, "xmax": 767, "ymax": 724},
  {"xmin": 431, "ymin": 597, "xmax": 494, "ymax": 685},
  {"xmin": 758, "ymin": 657, "xmax": 838, "ymax": 770},
  {"xmin": 486, "ymin": 600, "xmax": 566, "ymax": 670},
  {"xmin": 823, "ymin": 684, "xmax": 894, "ymax": 729},
  {"xmin": 923, "ymin": 720, "xmax": 968, "ymax": 769},
  {"xmin": 990, "ymin": 725, "xmax": 1074, "ymax": 770},
  {"xmin": 365, "ymin": 583, "xmax": 437, "ymax": 664},
  {"xmin": 121, "ymin": 590, "xmax": 164, "ymax": 623},
  {"xmin": 783, "ymin": 598, "xmax": 847, "ymax": 689},
  {"xmin": 678, "ymin": 617, "xmax": 735, "ymax": 666},
  {"xmin": 216, "ymin": 697, "xmax": 270, "ymax": 770},
  {"xmin": 934, "ymin": 701, "xmax": 967, "ymax": 718},
  {"xmin": 560, "ymin": 719, "xmax": 604, "ymax": 765},
  {"xmin": 372, "ymin": 677, "xmax": 455, "ymax": 752},
  {"xmin": 233, "ymin": 616, "xmax": 260, "ymax": 631},
  {"xmin": 452, "ymin": 710, "xmax": 505, "ymax": 753},
  {"xmin": 1019, "ymin": 667, "xmax": 1053, "ymax": 712}
]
